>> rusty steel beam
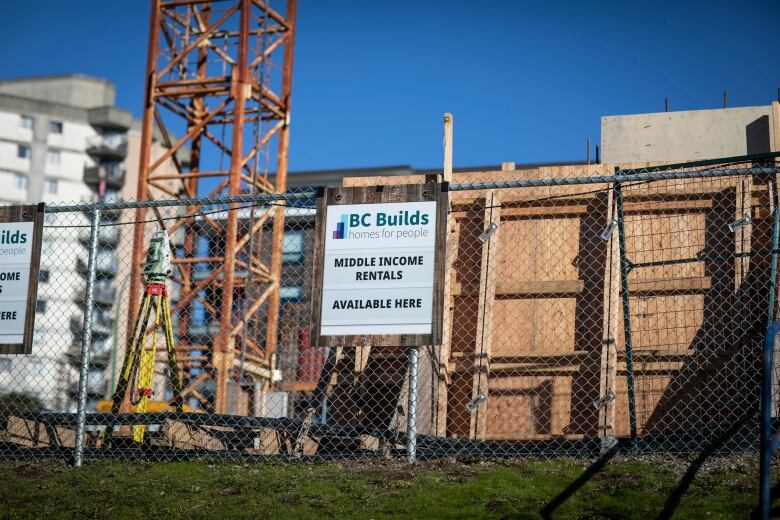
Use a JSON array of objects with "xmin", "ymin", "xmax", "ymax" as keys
[
  {"xmin": 127, "ymin": 0, "xmax": 162, "ymax": 367},
  {"xmin": 130, "ymin": 0, "xmax": 296, "ymax": 415},
  {"xmin": 263, "ymin": 0, "xmax": 296, "ymax": 360}
]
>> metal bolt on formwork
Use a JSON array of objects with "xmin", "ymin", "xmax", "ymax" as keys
[{"xmin": 479, "ymin": 222, "xmax": 498, "ymax": 243}]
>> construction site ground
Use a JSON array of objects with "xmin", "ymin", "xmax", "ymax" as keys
[{"xmin": 0, "ymin": 455, "xmax": 769, "ymax": 519}]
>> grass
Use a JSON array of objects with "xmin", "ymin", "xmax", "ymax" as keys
[{"xmin": 0, "ymin": 456, "xmax": 766, "ymax": 519}]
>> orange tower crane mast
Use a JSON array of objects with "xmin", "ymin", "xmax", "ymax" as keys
[{"xmin": 129, "ymin": 0, "xmax": 296, "ymax": 413}]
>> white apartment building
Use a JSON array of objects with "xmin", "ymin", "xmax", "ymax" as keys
[{"xmin": 0, "ymin": 75, "xmax": 134, "ymax": 412}]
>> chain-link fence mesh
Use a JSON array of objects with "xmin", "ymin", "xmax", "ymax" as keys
[{"xmin": 2, "ymin": 158, "xmax": 780, "ymax": 463}]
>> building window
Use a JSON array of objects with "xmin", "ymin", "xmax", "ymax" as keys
[
  {"xmin": 14, "ymin": 174, "xmax": 28, "ymax": 190},
  {"xmin": 27, "ymin": 358, "xmax": 44, "ymax": 376},
  {"xmin": 46, "ymin": 149, "xmax": 60, "ymax": 165},
  {"xmin": 48, "ymin": 120, "xmax": 63, "ymax": 134},
  {"xmin": 20, "ymin": 115, "xmax": 34, "ymax": 130},
  {"xmin": 104, "ymin": 188, "xmax": 120, "ymax": 203},
  {"xmin": 0, "ymin": 358, "xmax": 11, "ymax": 372},
  {"xmin": 35, "ymin": 299, "xmax": 47, "ymax": 313},
  {"xmin": 39, "ymin": 270, "xmax": 49, "ymax": 283},
  {"xmin": 279, "ymin": 286, "xmax": 303, "ymax": 303},
  {"xmin": 44, "ymin": 179, "xmax": 58, "ymax": 194},
  {"xmin": 282, "ymin": 231, "xmax": 304, "ymax": 262},
  {"xmin": 17, "ymin": 144, "xmax": 31, "ymax": 159}
]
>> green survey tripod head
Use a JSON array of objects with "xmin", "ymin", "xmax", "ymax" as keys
[{"xmin": 142, "ymin": 230, "xmax": 172, "ymax": 283}]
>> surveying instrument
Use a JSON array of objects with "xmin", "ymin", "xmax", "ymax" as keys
[{"xmin": 105, "ymin": 230, "xmax": 184, "ymax": 443}]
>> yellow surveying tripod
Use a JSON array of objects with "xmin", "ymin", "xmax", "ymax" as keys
[{"xmin": 105, "ymin": 231, "xmax": 184, "ymax": 443}]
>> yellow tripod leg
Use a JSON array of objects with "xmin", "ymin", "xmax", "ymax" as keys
[
  {"xmin": 110, "ymin": 292, "xmax": 152, "ymax": 413},
  {"xmin": 162, "ymin": 295, "xmax": 184, "ymax": 411},
  {"xmin": 133, "ymin": 293, "xmax": 162, "ymax": 443},
  {"xmin": 101, "ymin": 291, "xmax": 152, "ymax": 444}
]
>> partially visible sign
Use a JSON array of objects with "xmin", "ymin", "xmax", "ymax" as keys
[
  {"xmin": 0, "ymin": 204, "xmax": 44, "ymax": 354},
  {"xmin": 311, "ymin": 182, "xmax": 447, "ymax": 347}
]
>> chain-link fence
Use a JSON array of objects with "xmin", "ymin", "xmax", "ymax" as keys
[{"xmin": 2, "ymin": 156, "xmax": 780, "ymax": 464}]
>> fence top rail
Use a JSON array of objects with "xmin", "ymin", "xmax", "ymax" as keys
[
  {"xmin": 41, "ymin": 159, "xmax": 780, "ymax": 214},
  {"xmin": 44, "ymin": 190, "xmax": 320, "ymax": 213},
  {"xmin": 448, "ymin": 166, "xmax": 780, "ymax": 192}
]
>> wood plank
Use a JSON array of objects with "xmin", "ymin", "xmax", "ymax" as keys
[
  {"xmin": 627, "ymin": 276, "xmax": 712, "ymax": 294},
  {"xmin": 454, "ymin": 279, "xmax": 585, "ymax": 297},
  {"xmin": 436, "ymin": 116, "xmax": 454, "ymax": 435},
  {"xmin": 734, "ymin": 175, "xmax": 752, "ymax": 299},
  {"xmin": 3, "ymin": 417, "xmax": 77, "ymax": 448},
  {"xmin": 623, "ymin": 198, "xmax": 713, "ymax": 213},
  {"xmin": 598, "ymin": 184, "xmax": 620, "ymax": 440},
  {"xmin": 616, "ymin": 361, "xmax": 685, "ymax": 372},
  {"xmin": 443, "ymin": 113, "xmax": 453, "ymax": 183},
  {"xmin": 499, "ymin": 205, "xmax": 590, "ymax": 218},
  {"xmin": 468, "ymin": 190, "xmax": 500, "ymax": 440},
  {"xmin": 484, "ymin": 432, "xmax": 586, "ymax": 441}
]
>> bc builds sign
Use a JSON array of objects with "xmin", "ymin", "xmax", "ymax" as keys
[
  {"xmin": 311, "ymin": 182, "xmax": 447, "ymax": 347},
  {"xmin": 0, "ymin": 204, "xmax": 44, "ymax": 355}
]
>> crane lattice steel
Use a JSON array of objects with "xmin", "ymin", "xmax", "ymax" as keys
[{"xmin": 129, "ymin": 0, "xmax": 296, "ymax": 413}]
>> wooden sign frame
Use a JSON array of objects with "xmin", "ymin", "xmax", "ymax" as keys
[
  {"xmin": 310, "ymin": 179, "xmax": 448, "ymax": 348},
  {"xmin": 0, "ymin": 203, "xmax": 44, "ymax": 355}
]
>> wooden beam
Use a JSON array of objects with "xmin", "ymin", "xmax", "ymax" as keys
[
  {"xmin": 437, "ymin": 217, "xmax": 459, "ymax": 436},
  {"xmin": 499, "ymin": 205, "xmax": 590, "ymax": 218},
  {"xmin": 627, "ymin": 276, "xmax": 712, "ymax": 294},
  {"xmin": 451, "ymin": 351, "xmax": 591, "ymax": 361},
  {"xmin": 598, "ymin": 187, "xmax": 619, "ymax": 439},
  {"xmin": 454, "ymin": 279, "xmax": 585, "ymax": 297},
  {"xmin": 443, "ymin": 113, "xmax": 453, "ymax": 182},
  {"xmin": 453, "ymin": 363, "xmax": 580, "ymax": 374},
  {"xmin": 623, "ymin": 198, "xmax": 713, "ymax": 213},
  {"xmin": 469, "ymin": 190, "xmax": 501, "ymax": 440}
]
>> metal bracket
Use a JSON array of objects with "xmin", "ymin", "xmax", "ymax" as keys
[
  {"xmin": 293, "ymin": 406, "xmax": 316, "ymax": 458},
  {"xmin": 729, "ymin": 213, "xmax": 752, "ymax": 232},
  {"xmin": 593, "ymin": 389, "xmax": 615, "ymax": 409},
  {"xmin": 466, "ymin": 393, "xmax": 487, "ymax": 412},
  {"xmin": 479, "ymin": 223, "xmax": 498, "ymax": 243},
  {"xmin": 600, "ymin": 218, "xmax": 618, "ymax": 240}
]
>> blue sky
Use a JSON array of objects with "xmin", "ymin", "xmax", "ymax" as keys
[{"xmin": 1, "ymin": 0, "xmax": 778, "ymax": 171}]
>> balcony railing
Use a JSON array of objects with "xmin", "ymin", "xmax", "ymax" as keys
[
  {"xmin": 70, "ymin": 313, "xmax": 112, "ymax": 339},
  {"xmin": 83, "ymin": 164, "xmax": 126, "ymax": 189},
  {"xmin": 69, "ymin": 367, "xmax": 106, "ymax": 395},
  {"xmin": 78, "ymin": 225, "xmax": 120, "ymax": 246},
  {"xmin": 75, "ymin": 283, "xmax": 116, "ymax": 306},
  {"xmin": 77, "ymin": 254, "xmax": 118, "ymax": 276},
  {"xmin": 86, "ymin": 134, "xmax": 128, "ymax": 158}
]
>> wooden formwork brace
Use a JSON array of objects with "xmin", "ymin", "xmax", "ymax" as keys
[
  {"xmin": 598, "ymin": 184, "xmax": 620, "ymax": 443},
  {"xmin": 436, "ymin": 113, "xmax": 455, "ymax": 436},
  {"xmin": 468, "ymin": 186, "xmax": 502, "ymax": 440}
]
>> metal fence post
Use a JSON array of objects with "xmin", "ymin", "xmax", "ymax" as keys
[
  {"xmin": 760, "ymin": 320, "xmax": 780, "ymax": 520},
  {"xmin": 73, "ymin": 206, "xmax": 101, "ymax": 467},
  {"xmin": 406, "ymin": 345, "xmax": 419, "ymax": 463},
  {"xmin": 613, "ymin": 174, "xmax": 638, "ymax": 451},
  {"xmin": 760, "ymin": 201, "xmax": 780, "ymax": 520}
]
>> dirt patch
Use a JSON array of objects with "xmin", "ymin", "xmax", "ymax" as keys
[{"xmin": 12, "ymin": 461, "xmax": 68, "ymax": 478}]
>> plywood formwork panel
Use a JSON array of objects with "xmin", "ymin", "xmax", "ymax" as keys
[
  {"xmin": 494, "ymin": 217, "xmax": 581, "ymax": 282},
  {"xmin": 492, "ymin": 298, "xmax": 577, "ymax": 357},
  {"xmin": 630, "ymin": 294, "xmax": 705, "ymax": 352},
  {"xmin": 613, "ymin": 374, "xmax": 674, "ymax": 436},
  {"xmin": 483, "ymin": 375, "xmax": 573, "ymax": 439},
  {"xmin": 339, "ymin": 161, "xmax": 772, "ymax": 445}
]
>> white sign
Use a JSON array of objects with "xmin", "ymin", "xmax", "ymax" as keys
[
  {"xmin": 320, "ymin": 201, "xmax": 437, "ymax": 336},
  {"xmin": 0, "ymin": 222, "xmax": 35, "ymax": 345}
]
